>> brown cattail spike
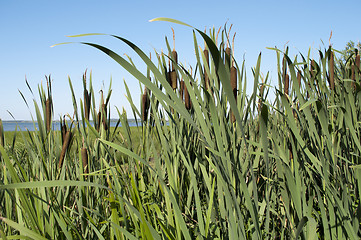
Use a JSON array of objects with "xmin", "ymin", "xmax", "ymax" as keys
[
  {"xmin": 329, "ymin": 51, "xmax": 335, "ymax": 90},
  {"xmin": 45, "ymin": 98, "xmax": 52, "ymax": 132},
  {"xmin": 204, "ymin": 49, "xmax": 210, "ymax": 90},
  {"xmin": 81, "ymin": 147, "xmax": 88, "ymax": 175},
  {"xmin": 84, "ymin": 89, "xmax": 91, "ymax": 121},
  {"xmin": 96, "ymin": 112, "xmax": 101, "ymax": 132},
  {"xmin": 83, "ymin": 71, "xmax": 91, "ymax": 121},
  {"xmin": 58, "ymin": 131, "xmax": 72, "ymax": 169},
  {"xmin": 284, "ymin": 74, "xmax": 290, "ymax": 95},
  {"xmin": 142, "ymin": 87, "xmax": 150, "ymax": 122},
  {"xmin": 225, "ymin": 47, "xmax": 231, "ymax": 67},
  {"xmin": 61, "ymin": 117, "xmax": 67, "ymax": 144},
  {"xmin": 170, "ymin": 50, "xmax": 178, "ymax": 90},
  {"xmin": 180, "ymin": 80, "xmax": 184, "ymax": 101},
  {"xmin": 184, "ymin": 83, "xmax": 191, "ymax": 110}
]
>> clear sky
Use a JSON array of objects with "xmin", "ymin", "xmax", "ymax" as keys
[{"xmin": 1, "ymin": 0, "xmax": 360, "ymax": 120}]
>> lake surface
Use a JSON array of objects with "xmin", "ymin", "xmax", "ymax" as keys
[{"xmin": 2, "ymin": 119, "xmax": 139, "ymax": 132}]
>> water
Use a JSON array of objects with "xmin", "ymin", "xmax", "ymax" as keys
[{"xmin": 2, "ymin": 119, "xmax": 139, "ymax": 132}]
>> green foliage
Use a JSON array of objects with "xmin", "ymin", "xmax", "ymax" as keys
[{"xmin": 1, "ymin": 19, "xmax": 361, "ymax": 239}]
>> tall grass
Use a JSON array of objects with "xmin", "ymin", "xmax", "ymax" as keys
[{"xmin": 0, "ymin": 18, "xmax": 360, "ymax": 239}]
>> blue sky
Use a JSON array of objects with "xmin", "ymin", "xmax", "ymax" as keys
[{"xmin": 1, "ymin": 0, "xmax": 360, "ymax": 120}]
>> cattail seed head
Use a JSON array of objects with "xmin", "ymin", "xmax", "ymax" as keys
[
  {"xmin": 61, "ymin": 117, "xmax": 67, "ymax": 144},
  {"xmin": 170, "ymin": 50, "xmax": 178, "ymax": 90},
  {"xmin": 180, "ymin": 80, "xmax": 184, "ymax": 101},
  {"xmin": 96, "ymin": 112, "xmax": 101, "ymax": 132},
  {"xmin": 284, "ymin": 73, "xmax": 289, "ymax": 95},
  {"xmin": 84, "ymin": 89, "xmax": 91, "ymax": 121},
  {"xmin": 225, "ymin": 47, "xmax": 231, "ymax": 67},
  {"xmin": 59, "ymin": 131, "xmax": 72, "ymax": 169},
  {"xmin": 171, "ymin": 50, "xmax": 178, "ymax": 71},
  {"xmin": 184, "ymin": 84, "xmax": 191, "ymax": 110},
  {"xmin": 45, "ymin": 98, "xmax": 52, "ymax": 132},
  {"xmin": 170, "ymin": 71, "xmax": 177, "ymax": 90},
  {"xmin": 142, "ymin": 87, "xmax": 150, "ymax": 122},
  {"xmin": 204, "ymin": 49, "xmax": 210, "ymax": 90},
  {"xmin": 81, "ymin": 147, "xmax": 88, "ymax": 175},
  {"xmin": 329, "ymin": 51, "xmax": 335, "ymax": 90}
]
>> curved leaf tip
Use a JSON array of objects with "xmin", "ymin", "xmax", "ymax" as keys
[
  {"xmin": 149, "ymin": 17, "xmax": 193, "ymax": 28},
  {"xmin": 67, "ymin": 33, "xmax": 106, "ymax": 38},
  {"xmin": 50, "ymin": 42, "xmax": 75, "ymax": 48}
]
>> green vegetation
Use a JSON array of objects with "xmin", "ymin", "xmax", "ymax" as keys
[{"xmin": 1, "ymin": 18, "xmax": 361, "ymax": 239}]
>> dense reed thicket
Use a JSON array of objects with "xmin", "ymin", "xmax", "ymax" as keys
[{"xmin": 0, "ymin": 18, "xmax": 361, "ymax": 239}]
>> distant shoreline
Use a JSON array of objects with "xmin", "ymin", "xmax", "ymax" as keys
[{"xmin": 1, "ymin": 119, "xmax": 139, "ymax": 132}]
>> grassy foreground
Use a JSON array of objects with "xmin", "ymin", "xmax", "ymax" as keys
[{"xmin": 1, "ymin": 18, "xmax": 361, "ymax": 239}]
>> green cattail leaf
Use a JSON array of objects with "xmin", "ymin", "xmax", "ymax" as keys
[{"xmin": 0, "ymin": 218, "xmax": 48, "ymax": 240}]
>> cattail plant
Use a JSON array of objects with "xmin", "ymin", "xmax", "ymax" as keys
[
  {"xmin": 169, "ymin": 28, "xmax": 178, "ymax": 90},
  {"xmin": 284, "ymin": 73, "xmax": 289, "ymax": 95},
  {"xmin": 225, "ymin": 47, "xmax": 231, "ymax": 67},
  {"xmin": 184, "ymin": 80, "xmax": 191, "ymax": 110},
  {"xmin": 45, "ymin": 98, "xmax": 51, "ymax": 132},
  {"xmin": 141, "ymin": 87, "xmax": 150, "ymax": 122},
  {"xmin": 258, "ymin": 83, "xmax": 265, "ymax": 112},
  {"xmin": 329, "ymin": 50, "xmax": 335, "ymax": 90},
  {"xmin": 44, "ymin": 76, "xmax": 52, "ymax": 133},
  {"xmin": 180, "ymin": 79, "xmax": 184, "ymax": 101},
  {"xmin": 203, "ymin": 47, "xmax": 210, "ymax": 91},
  {"xmin": 83, "ymin": 71, "xmax": 91, "ymax": 121},
  {"xmin": 97, "ymin": 90, "xmax": 108, "ymax": 131},
  {"xmin": 230, "ymin": 34, "xmax": 237, "ymax": 122},
  {"xmin": 60, "ymin": 115, "xmax": 67, "ymax": 144},
  {"xmin": 58, "ymin": 130, "xmax": 72, "ymax": 169}
]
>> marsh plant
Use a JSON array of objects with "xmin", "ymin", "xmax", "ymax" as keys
[{"xmin": 0, "ymin": 18, "xmax": 361, "ymax": 239}]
